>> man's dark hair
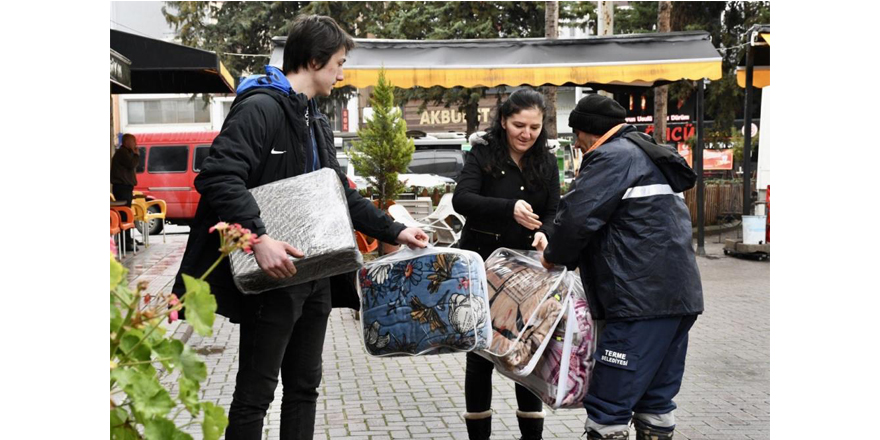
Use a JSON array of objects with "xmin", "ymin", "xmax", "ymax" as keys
[{"xmin": 282, "ymin": 14, "xmax": 355, "ymax": 74}]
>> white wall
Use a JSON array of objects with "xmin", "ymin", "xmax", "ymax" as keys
[{"xmin": 118, "ymin": 94, "xmax": 230, "ymax": 134}]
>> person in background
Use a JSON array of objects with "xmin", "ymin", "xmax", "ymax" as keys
[
  {"xmin": 110, "ymin": 133, "xmax": 140, "ymax": 249},
  {"xmin": 541, "ymin": 94, "xmax": 704, "ymax": 440},
  {"xmin": 453, "ymin": 88, "xmax": 561, "ymax": 440}
]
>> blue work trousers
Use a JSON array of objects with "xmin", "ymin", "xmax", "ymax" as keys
[{"xmin": 585, "ymin": 315, "xmax": 697, "ymax": 431}]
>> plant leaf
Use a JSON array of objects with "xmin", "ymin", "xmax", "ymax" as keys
[
  {"xmin": 111, "ymin": 257, "xmax": 126, "ymax": 289},
  {"xmin": 152, "ymin": 339, "xmax": 183, "ymax": 371},
  {"xmin": 178, "ymin": 376, "xmax": 201, "ymax": 416},
  {"xmin": 126, "ymin": 369, "xmax": 175, "ymax": 418},
  {"xmin": 120, "ymin": 329, "xmax": 152, "ymax": 362},
  {"xmin": 144, "ymin": 417, "xmax": 193, "ymax": 440},
  {"xmin": 110, "ymin": 407, "xmax": 139, "ymax": 440},
  {"xmin": 179, "ymin": 345, "xmax": 207, "ymax": 383},
  {"xmin": 201, "ymin": 401, "xmax": 229, "ymax": 440},
  {"xmin": 182, "ymin": 274, "xmax": 217, "ymax": 336}
]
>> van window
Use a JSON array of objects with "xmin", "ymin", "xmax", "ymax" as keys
[
  {"xmin": 193, "ymin": 145, "xmax": 211, "ymax": 172},
  {"xmin": 407, "ymin": 154, "xmax": 434, "ymax": 174},
  {"xmin": 147, "ymin": 145, "xmax": 188, "ymax": 173},
  {"xmin": 429, "ymin": 157, "xmax": 460, "ymax": 175},
  {"xmin": 137, "ymin": 147, "xmax": 146, "ymax": 173}
]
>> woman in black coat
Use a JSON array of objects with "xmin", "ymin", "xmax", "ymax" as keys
[{"xmin": 453, "ymin": 88, "xmax": 560, "ymax": 440}]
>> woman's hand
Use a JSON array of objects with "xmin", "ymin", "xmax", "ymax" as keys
[
  {"xmin": 531, "ymin": 232, "xmax": 548, "ymax": 252},
  {"xmin": 514, "ymin": 200, "xmax": 542, "ymax": 230}
]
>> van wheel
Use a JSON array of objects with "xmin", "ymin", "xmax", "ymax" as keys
[{"xmin": 137, "ymin": 205, "xmax": 164, "ymax": 236}]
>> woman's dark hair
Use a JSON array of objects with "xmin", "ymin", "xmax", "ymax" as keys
[
  {"xmin": 283, "ymin": 15, "xmax": 356, "ymax": 74},
  {"xmin": 483, "ymin": 88, "xmax": 551, "ymax": 191}
]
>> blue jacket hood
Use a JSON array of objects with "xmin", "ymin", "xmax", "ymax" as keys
[{"xmin": 236, "ymin": 65, "xmax": 292, "ymax": 95}]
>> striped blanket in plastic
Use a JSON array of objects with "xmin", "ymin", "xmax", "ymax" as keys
[{"xmin": 477, "ymin": 248, "xmax": 596, "ymax": 408}]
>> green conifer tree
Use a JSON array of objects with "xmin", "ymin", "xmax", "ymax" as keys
[{"xmin": 350, "ymin": 68, "xmax": 415, "ymax": 211}]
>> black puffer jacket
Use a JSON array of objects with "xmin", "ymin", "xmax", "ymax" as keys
[
  {"xmin": 543, "ymin": 125, "xmax": 703, "ymax": 321},
  {"xmin": 453, "ymin": 140, "xmax": 560, "ymax": 261},
  {"xmin": 172, "ymin": 86, "xmax": 404, "ymax": 322}
]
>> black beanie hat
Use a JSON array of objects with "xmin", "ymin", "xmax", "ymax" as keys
[{"xmin": 568, "ymin": 94, "xmax": 627, "ymax": 135}]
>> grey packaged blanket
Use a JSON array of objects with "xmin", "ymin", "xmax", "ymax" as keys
[{"xmin": 230, "ymin": 168, "xmax": 363, "ymax": 294}]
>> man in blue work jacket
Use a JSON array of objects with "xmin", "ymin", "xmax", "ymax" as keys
[{"xmin": 542, "ymin": 94, "xmax": 704, "ymax": 440}]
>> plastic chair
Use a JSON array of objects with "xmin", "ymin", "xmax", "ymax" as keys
[
  {"xmin": 130, "ymin": 203, "xmax": 151, "ymax": 248},
  {"xmin": 110, "ymin": 210, "xmax": 122, "ymax": 260},
  {"xmin": 355, "ymin": 231, "xmax": 379, "ymax": 254},
  {"xmin": 388, "ymin": 204, "xmax": 437, "ymax": 244},
  {"xmin": 421, "ymin": 193, "xmax": 465, "ymax": 246},
  {"xmin": 132, "ymin": 197, "xmax": 167, "ymax": 247},
  {"xmin": 111, "ymin": 206, "xmax": 137, "ymax": 257}
]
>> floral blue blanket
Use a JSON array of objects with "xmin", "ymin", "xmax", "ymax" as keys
[{"xmin": 359, "ymin": 248, "xmax": 491, "ymax": 356}]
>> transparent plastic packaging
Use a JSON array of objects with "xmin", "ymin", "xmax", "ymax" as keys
[
  {"xmin": 230, "ymin": 168, "xmax": 363, "ymax": 294},
  {"xmin": 477, "ymin": 248, "xmax": 597, "ymax": 408},
  {"xmin": 358, "ymin": 247, "xmax": 492, "ymax": 357}
]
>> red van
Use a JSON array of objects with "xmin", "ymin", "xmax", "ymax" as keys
[
  {"xmin": 133, "ymin": 132, "xmax": 219, "ymax": 232},
  {"xmin": 133, "ymin": 131, "xmax": 358, "ymax": 234}
]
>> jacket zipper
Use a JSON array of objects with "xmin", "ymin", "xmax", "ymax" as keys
[{"xmin": 470, "ymin": 228, "xmax": 501, "ymax": 240}]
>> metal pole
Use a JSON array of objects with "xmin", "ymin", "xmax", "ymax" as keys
[
  {"xmin": 695, "ymin": 79, "xmax": 706, "ymax": 256},
  {"xmin": 743, "ymin": 43, "xmax": 755, "ymax": 216}
]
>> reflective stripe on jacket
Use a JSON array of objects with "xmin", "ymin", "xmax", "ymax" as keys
[{"xmin": 543, "ymin": 125, "xmax": 703, "ymax": 321}]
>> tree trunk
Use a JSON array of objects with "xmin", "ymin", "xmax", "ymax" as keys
[
  {"xmin": 653, "ymin": 1, "xmax": 672, "ymax": 144},
  {"xmin": 542, "ymin": 1, "xmax": 559, "ymax": 139},
  {"xmin": 598, "ymin": 1, "xmax": 613, "ymax": 36},
  {"xmin": 465, "ymin": 102, "xmax": 479, "ymax": 137},
  {"xmin": 597, "ymin": 2, "xmax": 614, "ymax": 98}
]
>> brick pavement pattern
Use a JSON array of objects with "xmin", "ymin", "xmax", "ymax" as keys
[{"xmin": 125, "ymin": 230, "xmax": 769, "ymax": 440}]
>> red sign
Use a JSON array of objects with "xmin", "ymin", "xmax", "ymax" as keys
[
  {"xmin": 676, "ymin": 145, "xmax": 733, "ymax": 170},
  {"xmin": 342, "ymin": 109, "xmax": 349, "ymax": 132},
  {"xmin": 645, "ymin": 123, "xmax": 695, "ymax": 143},
  {"xmin": 704, "ymin": 149, "xmax": 734, "ymax": 170}
]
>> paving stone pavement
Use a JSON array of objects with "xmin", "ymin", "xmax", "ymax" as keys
[{"xmin": 123, "ymin": 228, "xmax": 769, "ymax": 440}]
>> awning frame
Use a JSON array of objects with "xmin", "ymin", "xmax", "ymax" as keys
[
  {"xmin": 111, "ymin": 29, "xmax": 235, "ymax": 94},
  {"xmin": 269, "ymin": 31, "xmax": 722, "ymax": 89}
]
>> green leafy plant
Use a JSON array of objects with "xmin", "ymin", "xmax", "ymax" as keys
[
  {"xmin": 110, "ymin": 222, "xmax": 256, "ymax": 440},
  {"xmin": 350, "ymin": 67, "xmax": 415, "ymax": 211}
]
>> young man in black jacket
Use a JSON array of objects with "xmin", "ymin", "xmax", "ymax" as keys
[
  {"xmin": 541, "ymin": 94, "xmax": 703, "ymax": 440},
  {"xmin": 172, "ymin": 15, "xmax": 428, "ymax": 440}
]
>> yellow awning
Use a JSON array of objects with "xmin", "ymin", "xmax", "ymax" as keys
[
  {"xmin": 271, "ymin": 32, "xmax": 723, "ymax": 89},
  {"xmin": 338, "ymin": 60, "xmax": 722, "ymax": 89},
  {"xmin": 217, "ymin": 62, "xmax": 235, "ymax": 94},
  {"xmin": 759, "ymin": 33, "xmax": 770, "ymax": 45},
  {"xmin": 736, "ymin": 66, "xmax": 770, "ymax": 88}
]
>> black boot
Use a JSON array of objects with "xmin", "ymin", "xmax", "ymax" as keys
[
  {"xmin": 463, "ymin": 410, "xmax": 492, "ymax": 440},
  {"xmin": 516, "ymin": 410, "xmax": 545, "ymax": 440},
  {"xmin": 633, "ymin": 418, "xmax": 674, "ymax": 440}
]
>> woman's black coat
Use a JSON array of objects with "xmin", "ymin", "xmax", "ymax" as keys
[{"xmin": 452, "ymin": 140, "xmax": 560, "ymax": 261}]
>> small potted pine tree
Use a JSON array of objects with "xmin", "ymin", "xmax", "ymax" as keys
[{"xmin": 350, "ymin": 68, "xmax": 415, "ymax": 254}]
